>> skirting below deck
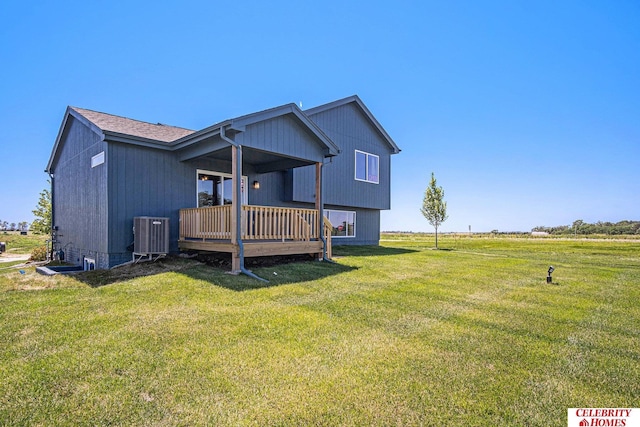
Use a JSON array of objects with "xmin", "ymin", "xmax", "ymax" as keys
[{"xmin": 178, "ymin": 239, "xmax": 323, "ymax": 257}]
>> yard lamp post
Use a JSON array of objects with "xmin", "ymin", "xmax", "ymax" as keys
[{"xmin": 547, "ymin": 266, "xmax": 555, "ymax": 283}]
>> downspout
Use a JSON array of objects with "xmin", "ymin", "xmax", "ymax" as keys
[
  {"xmin": 47, "ymin": 171, "xmax": 55, "ymax": 260},
  {"xmin": 219, "ymin": 126, "xmax": 268, "ymax": 282}
]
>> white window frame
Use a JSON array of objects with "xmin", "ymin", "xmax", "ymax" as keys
[
  {"xmin": 324, "ymin": 209, "xmax": 356, "ymax": 238},
  {"xmin": 354, "ymin": 150, "xmax": 379, "ymax": 184},
  {"xmin": 196, "ymin": 169, "xmax": 248, "ymax": 207}
]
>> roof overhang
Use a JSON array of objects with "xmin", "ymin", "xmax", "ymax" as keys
[
  {"xmin": 47, "ymin": 99, "xmax": 350, "ymax": 174},
  {"xmin": 172, "ymin": 103, "xmax": 339, "ymax": 155},
  {"xmin": 172, "ymin": 103, "xmax": 340, "ymax": 169},
  {"xmin": 46, "ymin": 107, "xmax": 100, "ymax": 173},
  {"xmin": 46, "ymin": 107, "xmax": 181, "ymax": 173},
  {"xmin": 305, "ymin": 95, "xmax": 401, "ymax": 154}
]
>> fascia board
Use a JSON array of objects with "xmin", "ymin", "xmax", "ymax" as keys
[
  {"xmin": 352, "ymin": 96, "xmax": 400, "ymax": 154},
  {"xmin": 170, "ymin": 120, "xmax": 230, "ymax": 149},
  {"xmin": 46, "ymin": 107, "xmax": 105, "ymax": 173},
  {"xmin": 177, "ymin": 140, "xmax": 230, "ymax": 162},
  {"xmin": 230, "ymin": 104, "xmax": 297, "ymax": 128},
  {"xmin": 102, "ymin": 131, "xmax": 173, "ymax": 150},
  {"xmin": 306, "ymin": 95, "xmax": 401, "ymax": 154},
  {"xmin": 230, "ymin": 103, "xmax": 340, "ymax": 157}
]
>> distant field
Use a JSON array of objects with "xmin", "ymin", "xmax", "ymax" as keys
[
  {"xmin": 382, "ymin": 231, "xmax": 640, "ymax": 240},
  {"xmin": 1, "ymin": 235, "xmax": 638, "ymax": 426},
  {"xmin": 0, "ymin": 231, "xmax": 47, "ymax": 255}
]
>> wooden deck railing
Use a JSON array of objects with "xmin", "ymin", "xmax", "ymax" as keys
[
  {"xmin": 323, "ymin": 216, "xmax": 333, "ymax": 259},
  {"xmin": 242, "ymin": 205, "xmax": 318, "ymax": 241},
  {"xmin": 180, "ymin": 205, "xmax": 321, "ymax": 241},
  {"xmin": 180, "ymin": 205, "xmax": 232, "ymax": 240},
  {"xmin": 180, "ymin": 205, "xmax": 332, "ymax": 259}
]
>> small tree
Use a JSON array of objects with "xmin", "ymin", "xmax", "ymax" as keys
[
  {"xmin": 420, "ymin": 172, "xmax": 448, "ymax": 249},
  {"xmin": 31, "ymin": 184, "xmax": 52, "ymax": 235},
  {"xmin": 572, "ymin": 219, "xmax": 584, "ymax": 237}
]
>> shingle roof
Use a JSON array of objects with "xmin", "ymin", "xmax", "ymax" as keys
[{"xmin": 70, "ymin": 107, "xmax": 195, "ymax": 143}]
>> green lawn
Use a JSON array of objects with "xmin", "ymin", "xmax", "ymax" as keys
[{"xmin": 1, "ymin": 236, "xmax": 639, "ymax": 426}]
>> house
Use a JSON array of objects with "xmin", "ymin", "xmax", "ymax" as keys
[{"xmin": 46, "ymin": 95, "xmax": 400, "ymax": 273}]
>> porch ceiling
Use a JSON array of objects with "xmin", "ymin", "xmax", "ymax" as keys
[{"xmin": 185, "ymin": 142, "xmax": 317, "ymax": 174}]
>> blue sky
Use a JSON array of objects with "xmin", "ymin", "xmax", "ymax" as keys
[{"xmin": 1, "ymin": 1, "xmax": 638, "ymax": 232}]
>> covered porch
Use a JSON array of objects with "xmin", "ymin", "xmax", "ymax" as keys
[{"xmin": 172, "ymin": 103, "xmax": 339, "ymax": 276}]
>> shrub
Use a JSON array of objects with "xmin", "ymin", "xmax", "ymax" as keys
[{"xmin": 30, "ymin": 245, "xmax": 48, "ymax": 261}]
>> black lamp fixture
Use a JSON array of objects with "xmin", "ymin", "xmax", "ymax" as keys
[
  {"xmin": 252, "ymin": 180, "xmax": 260, "ymax": 189},
  {"xmin": 547, "ymin": 266, "xmax": 554, "ymax": 283}
]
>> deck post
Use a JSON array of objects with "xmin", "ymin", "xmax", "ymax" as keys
[
  {"xmin": 315, "ymin": 161, "xmax": 324, "ymax": 260},
  {"xmin": 231, "ymin": 145, "xmax": 242, "ymax": 273}
]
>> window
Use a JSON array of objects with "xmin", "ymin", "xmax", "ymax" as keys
[
  {"xmin": 197, "ymin": 170, "xmax": 247, "ymax": 207},
  {"xmin": 324, "ymin": 210, "xmax": 356, "ymax": 238},
  {"xmin": 355, "ymin": 150, "xmax": 379, "ymax": 184}
]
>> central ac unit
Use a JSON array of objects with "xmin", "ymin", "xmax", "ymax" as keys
[{"xmin": 133, "ymin": 217, "xmax": 170, "ymax": 255}]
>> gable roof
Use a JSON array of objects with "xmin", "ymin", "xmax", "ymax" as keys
[
  {"xmin": 46, "ymin": 107, "xmax": 196, "ymax": 172},
  {"xmin": 182, "ymin": 102, "xmax": 339, "ymax": 155},
  {"xmin": 70, "ymin": 107, "xmax": 195, "ymax": 143},
  {"xmin": 170, "ymin": 102, "xmax": 340, "ymax": 168},
  {"xmin": 47, "ymin": 96, "xmax": 395, "ymax": 174},
  {"xmin": 305, "ymin": 95, "xmax": 400, "ymax": 154}
]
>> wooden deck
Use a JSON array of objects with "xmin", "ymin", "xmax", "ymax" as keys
[{"xmin": 178, "ymin": 205, "xmax": 331, "ymax": 264}]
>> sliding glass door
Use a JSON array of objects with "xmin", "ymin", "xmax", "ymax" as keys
[{"xmin": 197, "ymin": 170, "xmax": 248, "ymax": 207}]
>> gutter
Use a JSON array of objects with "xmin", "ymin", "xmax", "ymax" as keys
[{"xmin": 219, "ymin": 125, "xmax": 268, "ymax": 282}]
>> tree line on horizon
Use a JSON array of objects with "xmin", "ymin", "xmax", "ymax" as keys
[
  {"xmin": 1, "ymin": 185, "xmax": 51, "ymax": 235},
  {"xmin": 0, "ymin": 221, "xmax": 30, "ymax": 232},
  {"xmin": 532, "ymin": 220, "xmax": 640, "ymax": 235}
]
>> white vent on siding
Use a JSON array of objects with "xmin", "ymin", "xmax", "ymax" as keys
[
  {"xmin": 84, "ymin": 257, "xmax": 96, "ymax": 271},
  {"xmin": 91, "ymin": 151, "xmax": 105, "ymax": 168}
]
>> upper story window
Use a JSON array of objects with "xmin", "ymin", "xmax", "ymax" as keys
[{"xmin": 355, "ymin": 150, "xmax": 379, "ymax": 184}]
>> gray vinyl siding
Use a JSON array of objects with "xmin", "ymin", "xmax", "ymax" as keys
[
  {"xmin": 50, "ymin": 116, "xmax": 109, "ymax": 268},
  {"xmin": 237, "ymin": 115, "xmax": 327, "ymax": 162},
  {"xmin": 294, "ymin": 102, "xmax": 393, "ymax": 209},
  {"xmin": 106, "ymin": 142, "xmax": 193, "ymax": 266},
  {"xmin": 247, "ymin": 170, "xmax": 288, "ymax": 207}
]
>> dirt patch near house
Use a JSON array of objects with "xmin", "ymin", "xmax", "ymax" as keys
[
  {"xmin": 44, "ymin": 253, "xmax": 319, "ymax": 287},
  {"xmin": 74, "ymin": 256, "xmax": 202, "ymax": 287},
  {"xmin": 196, "ymin": 253, "xmax": 317, "ymax": 269}
]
